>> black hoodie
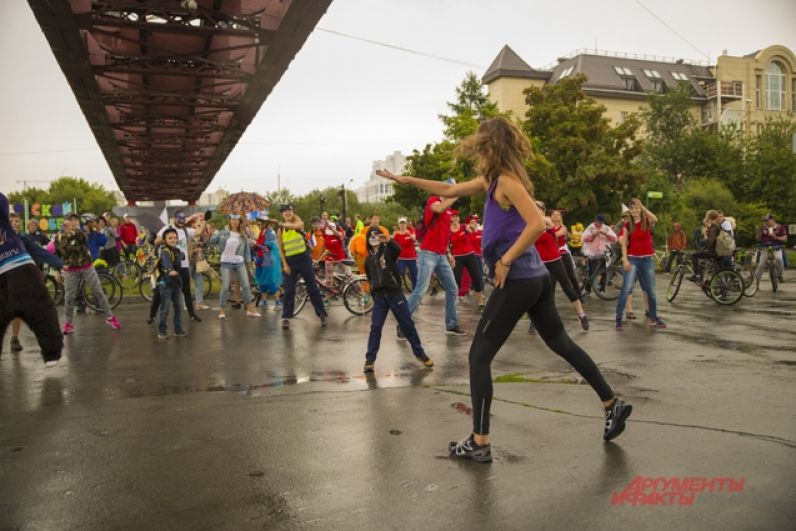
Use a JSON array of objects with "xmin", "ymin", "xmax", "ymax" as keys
[
  {"xmin": 0, "ymin": 193, "xmax": 35, "ymax": 275},
  {"xmin": 364, "ymin": 230, "xmax": 402, "ymax": 293}
]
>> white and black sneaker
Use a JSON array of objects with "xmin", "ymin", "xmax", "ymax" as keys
[
  {"xmin": 603, "ymin": 399, "xmax": 633, "ymax": 441},
  {"xmin": 448, "ymin": 434, "xmax": 492, "ymax": 463},
  {"xmin": 445, "ymin": 326, "xmax": 466, "ymax": 336},
  {"xmin": 396, "ymin": 325, "xmax": 406, "ymax": 341}
]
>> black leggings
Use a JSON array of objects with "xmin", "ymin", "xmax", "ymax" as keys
[
  {"xmin": 544, "ymin": 259, "xmax": 580, "ymax": 303},
  {"xmin": 0, "ymin": 264, "xmax": 63, "ymax": 362},
  {"xmin": 469, "ymin": 275, "xmax": 613, "ymax": 435},
  {"xmin": 454, "ymin": 253, "xmax": 483, "ymax": 293}
]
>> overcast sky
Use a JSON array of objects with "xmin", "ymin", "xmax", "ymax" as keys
[{"xmin": 1, "ymin": 0, "xmax": 794, "ymax": 199}]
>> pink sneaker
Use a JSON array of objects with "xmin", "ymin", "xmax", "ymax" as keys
[
  {"xmin": 105, "ymin": 315, "xmax": 122, "ymax": 330},
  {"xmin": 62, "ymin": 322, "xmax": 74, "ymax": 335}
]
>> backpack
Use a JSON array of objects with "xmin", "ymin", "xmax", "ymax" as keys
[{"xmin": 715, "ymin": 228, "xmax": 736, "ymax": 257}]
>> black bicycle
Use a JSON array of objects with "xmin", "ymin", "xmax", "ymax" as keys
[
  {"xmin": 576, "ymin": 249, "xmax": 624, "ymax": 301},
  {"xmin": 667, "ymin": 255, "xmax": 744, "ymax": 305}
]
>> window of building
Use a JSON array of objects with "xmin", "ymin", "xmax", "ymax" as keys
[
  {"xmin": 613, "ymin": 66, "xmax": 632, "ymax": 76},
  {"xmin": 765, "ymin": 62, "xmax": 786, "ymax": 111},
  {"xmin": 650, "ymin": 79, "xmax": 666, "ymax": 93},
  {"xmin": 643, "ymin": 69, "xmax": 662, "ymax": 79},
  {"xmin": 623, "ymin": 77, "xmax": 640, "ymax": 91},
  {"xmin": 756, "ymin": 75, "xmax": 761, "ymax": 109},
  {"xmin": 558, "ymin": 65, "xmax": 574, "ymax": 80},
  {"xmin": 619, "ymin": 111, "xmax": 627, "ymax": 124},
  {"xmin": 671, "ymin": 71, "xmax": 688, "ymax": 81},
  {"xmin": 792, "ymin": 78, "xmax": 796, "ymax": 111}
]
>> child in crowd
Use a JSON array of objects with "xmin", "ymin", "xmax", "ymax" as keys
[
  {"xmin": 362, "ymin": 226, "xmax": 433, "ymax": 373},
  {"xmin": 156, "ymin": 228, "xmax": 187, "ymax": 339}
]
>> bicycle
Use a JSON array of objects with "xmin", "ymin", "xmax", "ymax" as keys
[
  {"xmin": 109, "ymin": 258, "xmax": 143, "ymax": 290},
  {"xmin": 730, "ymin": 249, "xmax": 758, "ymax": 297},
  {"xmin": 666, "ymin": 255, "xmax": 744, "ymax": 305},
  {"xmin": 576, "ymin": 249, "xmax": 625, "ymax": 301},
  {"xmin": 46, "ymin": 265, "xmax": 123, "ymax": 311},
  {"xmin": 753, "ymin": 245, "xmax": 783, "ymax": 293},
  {"xmin": 292, "ymin": 259, "xmax": 373, "ymax": 316}
]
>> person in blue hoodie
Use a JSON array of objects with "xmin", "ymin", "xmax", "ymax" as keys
[
  {"xmin": 0, "ymin": 193, "xmax": 63, "ymax": 366},
  {"xmin": 84, "ymin": 216, "xmax": 107, "ymax": 261}
]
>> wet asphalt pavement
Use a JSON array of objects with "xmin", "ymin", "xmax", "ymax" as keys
[{"xmin": 1, "ymin": 276, "xmax": 795, "ymax": 530}]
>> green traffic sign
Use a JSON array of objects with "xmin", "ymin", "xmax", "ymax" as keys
[{"xmin": 647, "ymin": 191, "xmax": 663, "ymax": 199}]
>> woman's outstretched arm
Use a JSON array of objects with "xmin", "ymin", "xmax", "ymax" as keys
[{"xmin": 376, "ymin": 169, "xmax": 486, "ymax": 198}]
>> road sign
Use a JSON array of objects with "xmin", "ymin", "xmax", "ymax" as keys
[{"xmin": 647, "ymin": 191, "xmax": 664, "ymax": 199}]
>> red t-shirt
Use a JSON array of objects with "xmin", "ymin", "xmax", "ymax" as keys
[
  {"xmin": 323, "ymin": 232, "xmax": 346, "ymax": 261},
  {"xmin": 468, "ymin": 228, "xmax": 483, "ymax": 256},
  {"xmin": 535, "ymin": 228, "xmax": 561, "ymax": 263},
  {"xmin": 555, "ymin": 228, "xmax": 570, "ymax": 254},
  {"xmin": 619, "ymin": 221, "xmax": 655, "ymax": 257},
  {"xmin": 451, "ymin": 226, "xmax": 474, "ymax": 256},
  {"xmin": 393, "ymin": 231, "xmax": 417, "ymax": 259},
  {"xmin": 119, "ymin": 222, "xmax": 138, "ymax": 245},
  {"xmin": 420, "ymin": 196, "xmax": 452, "ymax": 255}
]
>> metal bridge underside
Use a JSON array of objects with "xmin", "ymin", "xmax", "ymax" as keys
[{"xmin": 29, "ymin": 0, "xmax": 331, "ymax": 202}]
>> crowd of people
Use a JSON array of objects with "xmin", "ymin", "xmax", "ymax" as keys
[{"xmin": 1, "ymin": 117, "xmax": 792, "ymax": 462}]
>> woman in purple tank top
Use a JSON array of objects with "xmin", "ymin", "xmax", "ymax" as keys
[{"xmin": 377, "ymin": 117, "xmax": 632, "ymax": 462}]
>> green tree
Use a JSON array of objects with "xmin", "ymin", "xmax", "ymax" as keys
[
  {"xmin": 738, "ymin": 117, "xmax": 796, "ymax": 220},
  {"xmin": 523, "ymin": 74, "xmax": 644, "ymax": 221},
  {"xmin": 8, "ymin": 187, "xmax": 49, "ymax": 209},
  {"xmin": 47, "ymin": 177, "xmax": 117, "ymax": 215}
]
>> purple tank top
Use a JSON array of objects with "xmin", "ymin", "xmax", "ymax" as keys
[{"xmin": 481, "ymin": 178, "xmax": 547, "ymax": 280}]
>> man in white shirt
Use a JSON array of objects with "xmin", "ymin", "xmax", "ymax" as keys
[
  {"xmin": 149, "ymin": 211, "xmax": 201, "ymax": 323},
  {"xmin": 581, "ymin": 214, "xmax": 618, "ymax": 294}
]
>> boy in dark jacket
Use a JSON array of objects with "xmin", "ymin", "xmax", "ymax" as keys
[
  {"xmin": 363, "ymin": 226, "xmax": 432, "ymax": 372},
  {"xmin": 157, "ymin": 228, "xmax": 187, "ymax": 340}
]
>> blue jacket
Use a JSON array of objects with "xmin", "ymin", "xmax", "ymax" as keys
[
  {"xmin": 21, "ymin": 235, "xmax": 63, "ymax": 270},
  {"xmin": 209, "ymin": 230, "xmax": 251, "ymax": 264},
  {"xmin": 86, "ymin": 231, "xmax": 107, "ymax": 260}
]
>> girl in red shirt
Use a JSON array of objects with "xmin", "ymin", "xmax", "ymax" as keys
[
  {"xmin": 615, "ymin": 198, "xmax": 666, "ymax": 330},
  {"xmin": 534, "ymin": 202, "xmax": 589, "ymax": 331},
  {"xmin": 450, "ymin": 211, "xmax": 485, "ymax": 310},
  {"xmin": 393, "ymin": 218, "xmax": 417, "ymax": 289},
  {"xmin": 551, "ymin": 210, "xmax": 581, "ymax": 297}
]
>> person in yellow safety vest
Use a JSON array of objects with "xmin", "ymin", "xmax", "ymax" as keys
[
  {"xmin": 569, "ymin": 221, "xmax": 585, "ymax": 256},
  {"xmin": 276, "ymin": 204, "xmax": 327, "ymax": 330}
]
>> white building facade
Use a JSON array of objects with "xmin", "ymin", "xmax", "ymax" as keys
[{"xmin": 357, "ymin": 151, "xmax": 407, "ymax": 203}]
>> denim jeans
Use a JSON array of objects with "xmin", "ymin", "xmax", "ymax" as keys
[
  {"xmin": 396, "ymin": 259, "xmax": 417, "ymax": 288},
  {"xmin": 366, "ymin": 290, "xmax": 426, "ymax": 362},
  {"xmin": 281, "ymin": 253, "xmax": 326, "ymax": 319},
  {"xmin": 190, "ymin": 264, "xmax": 204, "ymax": 305},
  {"xmin": 220, "ymin": 262, "xmax": 252, "ymax": 307},
  {"xmin": 158, "ymin": 277, "xmax": 183, "ymax": 334},
  {"xmin": 407, "ymin": 250, "xmax": 458, "ymax": 330},
  {"xmin": 615, "ymin": 256, "xmax": 658, "ymax": 320}
]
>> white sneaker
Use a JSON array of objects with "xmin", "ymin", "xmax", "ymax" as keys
[
  {"xmin": 44, "ymin": 360, "xmax": 59, "ymax": 368},
  {"xmin": 246, "ymin": 311, "xmax": 262, "ymax": 317}
]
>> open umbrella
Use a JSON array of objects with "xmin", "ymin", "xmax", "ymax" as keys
[{"xmin": 217, "ymin": 192, "xmax": 271, "ymax": 216}]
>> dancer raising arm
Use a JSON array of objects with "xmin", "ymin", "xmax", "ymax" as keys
[{"xmin": 377, "ymin": 117, "xmax": 632, "ymax": 463}]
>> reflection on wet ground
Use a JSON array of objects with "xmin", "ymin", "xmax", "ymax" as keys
[{"xmin": 1, "ymin": 280, "xmax": 795, "ymax": 529}]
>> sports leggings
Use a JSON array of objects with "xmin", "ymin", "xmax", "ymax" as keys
[
  {"xmin": 544, "ymin": 259, "xmax": 580, "ymax": 303},
  {"xmin": 454, "ymin": 253, "xmax": 484, "ymax": 293},
  {"xmin": 469, "ymin": 274, "xmax": 613, "ymax": 435}
]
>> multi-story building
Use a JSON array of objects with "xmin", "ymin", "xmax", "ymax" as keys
[
  {"xmin": 483, "ymin": 44, "xmax": 796, "ymax": 133},
  {"xmin": 357, "ymin": 150, "xmax": 407, "ymax": 203}
]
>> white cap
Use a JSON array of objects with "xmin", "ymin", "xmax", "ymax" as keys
[{"xmin": 621, "ymin": 203, "xmax": 630, "ymax": 214}]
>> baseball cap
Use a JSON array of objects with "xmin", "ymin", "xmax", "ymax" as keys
[
  {"xmin": 279, "ymin": 204, "xmax": 294, "ymax": 212},
  {"xmin": 762, "ymin": 214, "xmax": 773, "ymax": 221},
  {"xmin": 398, "ymin": 217, "xmax": 407, "ymax": 223},
  {"xmin": 450, "ymin": 209, "xmax": 460, "ymax": 216},
  {"xmin": 175, "ymin": 210, "xmax": 187, "ymax": 220},
  {"xmin": 595, "ymin": 214, "xmax": 606, "ymax": 223}
]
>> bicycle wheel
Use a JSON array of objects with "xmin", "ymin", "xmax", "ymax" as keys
[
  {"xmin": 111, "ymin": 260, "xmax": 142, "ymax": 290},
  {"xmin": 342, "ymin": 276, "xmax": 373, "ymax": 316},
  {"xmin": 402, "ymin": 269, "xmax": 414, "ymax": 293},
  {"xmin": 708, "ymin": 270, "xmax": 743, "ymax": 305},
  {"xmin": 85, "ymin": 272, "xmax": 123, "ymax": 311},
  {"xmin": 593, "ymin": 263, "xmax": 623, "ymax": 300},
  {"xmin": 291, "ymin": 280, "xmax": 309, "ymax": 317},
  {"xmin": 769, "ymin": 262, "xmax": 778, "ymax": 293},
  {"xmin": 666, "ymin": 266, "xmax": 685, "ymax": 302},
  {"xmin": 738, "ymin": 266, "xmax": 758, "ymax": 297},
  {"xmin": 45, "ymin": 275, "xmax": 64, "ymax": 306},
  {"xmin": 140, "ymin": 275, "xmax": 155, "ymax": 302}
]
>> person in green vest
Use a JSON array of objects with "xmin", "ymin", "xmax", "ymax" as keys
[
  {"xmin": 354, "ymin": 214, "xmax": 365, "ymax": 234},
  {"xmin": 277, "ymin": 204, "xmax": 327, "ymax": 329}
]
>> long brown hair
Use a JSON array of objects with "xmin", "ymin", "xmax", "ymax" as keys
[{"xmin": 457, "ymin": 117, "xmax": 534, "ymax": 196}]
